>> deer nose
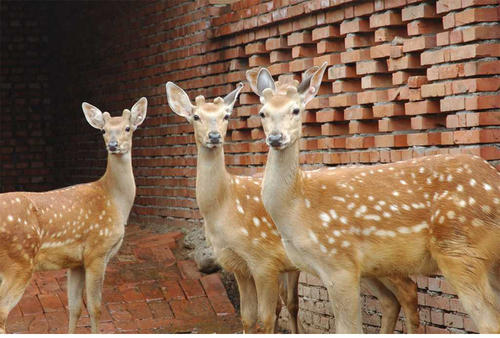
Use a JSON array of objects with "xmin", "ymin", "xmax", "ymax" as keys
[
  {"xmin": 208, "ymin": 131, "xmax": 221, "ymax": 144},
  {"xmin": 108, "ymin": 140, "xmax": 118, "ymax": 151},
  {"xmin": 267, "ymin": 131, "xmax": 283, "ymax": 147}
]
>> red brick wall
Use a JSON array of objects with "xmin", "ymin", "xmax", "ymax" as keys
[
  {"xmin": 0, "ymin": 1, "xmax": 56, "ymax": 192},
  {"xmin": 1, "ymin": 0, "xmax": 499, "ymax": 333}
]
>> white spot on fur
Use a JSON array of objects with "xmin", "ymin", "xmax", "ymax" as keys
[
  {"xmin": 392, "ymin": 191, "xmax": 399, "ymax": 196},
  {"xmin": 446, "ymin": 211, "xmax": 455, "ymax": 219},
  {"xmin": 319, "ymin": 212, "xmax": 331, "ymax": 223},
  {"xmin": 482, "ymin": 205, "xmax": 491, "ymax": 213},
  {"xmin": 329, "ymin": 209, "xmax": 338, "ymax": 220},
  {"xmin": 468, "ymin": 197, "xmax": 475, "ymax": 205},
  {"xmin": 320, "ymin": 244, "xmax": 327, "ymax": 253},
  {"xmin": 340, "ymin": 216, "xmax": 348, "ymax": 224},
  {"xmin": 328, "ymin": 237, "xmax": 335, "ymax": 244},
  {"xmin": 341, "ymin": 241, "xmax": 351, "ymax": 248},
  {"xmin": 309, "ymin": 230, "xmax": 318, "ymax": 243},
  {"xmin": 375, "ymin": 229, "xmax": 396, "ymax": 237},
  {"xmin": 332, "ymin": 196, "xmax": 346, "ymax": 202},
  {"xmin": 483, "ymin": 183, "xmax": 492, "ymax": 191},
  {"xmin": 261, "ymin": 232, "xmax": 267, "ymax": 238},
  {"xmin": 347, "ymin": 202, "xmax": 355, "ymax": 210},
  {"xmin": 305, "ymin": 199, "xmax": 311, "ymax": 208},
  {"xmin": 333, "ymin": 230, "xmax": 341, "ymax": 237},
  {"xmin": 237, "ymin": 205, "xmax": 244, "ymax": 214},
  {"xmin": 252, "ymin": 217, "xmax": 260, "ymax": 227},
  {"xmin": 469, "ymin": 179, "xmax": 476, "ymax": 187},
  {"xmin": 397, "ymin": 227, "xmax": 411, "ymax": 234},
  {"xmin": 457, "ymin": 185, "xmax": 463, "ymax": 192},
  {"xmin": 363, "ymin": 214, "xmax": 381, "ymax": 221}
]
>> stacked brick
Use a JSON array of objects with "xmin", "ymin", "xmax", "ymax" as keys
[{"xmin": 1, "ymin": 0, "xmax": 499, "ymax": 333}]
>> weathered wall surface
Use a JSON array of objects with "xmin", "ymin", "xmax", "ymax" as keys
[{"xmin": 1, "ymin": 0, "xmax": 499, "ymax": 333}]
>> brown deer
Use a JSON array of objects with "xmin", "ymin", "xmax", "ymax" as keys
[
  {"xmin": 0, "ymin": 98, "xmax": 147, "ymax": 333},
  {"xmin": 166, "ymin": 82, "xmax": 420, "ymax": 333},
  {"xmin": 247, "ymin": 62, "xmax": 500, "ymax": 333},
  {"xmin": 166, "ymin": 81, "xmax": 300, "ymax": 333}
]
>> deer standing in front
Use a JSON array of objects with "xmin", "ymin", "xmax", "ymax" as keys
[
  {"xmin": 247, "ymin": 63, "xmax": 500, "ymax": 333},
  {"xmin": 166, "ymin": 81, "xmax": 301, "ymax": 333},
  {"xmin": 0, "ymin": 98, "xmax": 147, "ymax": 333},
  {"xmin": 166, "ymin": 82, "xmax": 421, "ymax": 333}
]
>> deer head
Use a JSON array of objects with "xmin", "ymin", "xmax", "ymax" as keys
[
  {"xmin": 166, "ymin": 82, "xmax": 243, "ymax": 148},
  {"xmin": 246, "ymin": 63, "xmax": 327, "ymax": 149},
  {"xmin": 82, "ymin": 97, "xmax": 147, "ymax": 154}
]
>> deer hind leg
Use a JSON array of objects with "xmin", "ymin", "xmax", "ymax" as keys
[
  {"xmin": 253, "ymin": 271, "xmax": 280, "ymax": 333},
  {"xmin": 378, "ymin": 276, "xmax": 420, "ymax": 333},
  {"xmin": 323, "ymin": 269, "xmax": 362, "ymax": 333},
  {"xmin": 234, "ymin": 272, "xmax": 258, "ymax": 333},
  {"xmin": 67, "ymin": 266, "xmax": 85, "ymax": 333},
  {"xmin": 284, "ymin": 271, "xmax": 301, "ymax": 333},
  {"xmin": 362, "ymin": 277, "xmax": 400, "ymax": 334},
  {"xmin": 84, "ymin": 258, "xmax": 107, "ymax": 333},
  {"xmin": 436, "ymin": 256, "xmax": 500, "ymax": 333},
  {"xmin": 0, "ymin": 266, "xmax": 33, "ymax": 333}
]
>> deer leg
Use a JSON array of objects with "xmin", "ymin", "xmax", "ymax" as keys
[
  {"xmin": 323, "ymin": 269, "xmax": 362, "ymax": 333},
  {"xmin": 253, "ymin": 271, "xmax": 280, "ymax": 333},
  {"xmin": 285, "ymin": 271, "xmax": 301, "ymax": 334},
  {"xmin": 234, "ymin": 272, "xmax": 258, "ymax": 333},
  {"xmin": 84, "ymin": 258, "xmax": 107, "ymax": 333},
  {"xmin": 362, "ymin": 277, "xmax": 400, "ymax": 334},
  {"xmin": 436, "ymin": 256, "xmax": 500, "ymax": 333},
  {"xmin": 67, "ymin": 266, "xmax": 85, "ymax": 333},
  {"xmin": 0, "ymin": 267, "xmax": 32, "ymax": 333},
  {"xmin": 378, "ymin": 276, "xmax": 420, "ymax": 334}
]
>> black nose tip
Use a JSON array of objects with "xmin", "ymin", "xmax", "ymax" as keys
[
  {"xmin": 267, "ymin": 132, "xmax": 283, "ymax": 147},
  {"xmin": 208, "ymin": 131, "xmax": 221, "ymax": 143},
  {"xmin": 108, "ymin": 141, "xmax": 118, "ymax": 151}
]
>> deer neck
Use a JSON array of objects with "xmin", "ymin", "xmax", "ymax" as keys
[
  {"xmin": 262, "ymin": 140, "xmax": 301, "ymax": 221},
  {"xmin": 196, "ymin": 145, "xmax": 230, "ymax": 217},
  {"xmin": 100, "ymin": 151, "xmax": 136, "ymax": 222}
]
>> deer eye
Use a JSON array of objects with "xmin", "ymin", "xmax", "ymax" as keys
[
  {"xmin": 259, "ymin": 112, "xmax": 265, "ymax": 118},
  {"xmin": 223, "ymin": 114, "xmax": 230, "ymax": 120},
  {"xmin": 125, "ymin": 126, "xmax": 131, "ymax": 132},
  {"xmin": 101, "ymin": 129, "xmax": 106, "ymax": 134},
  {"xmin": 193, "ymin": 115, "xmax": 200, "ymax": 121},
  {"xmin": 292, "ymin": 108, "xmax": 300, "ymax": 115}
]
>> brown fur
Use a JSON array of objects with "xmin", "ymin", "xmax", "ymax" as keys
[
  {"xmin": 0, "ymin": 97, "xmax": 147, "ymax": 333},
  {"xmin": 248, "ymin": 64, "xmax": 500, "ymax": 333}
]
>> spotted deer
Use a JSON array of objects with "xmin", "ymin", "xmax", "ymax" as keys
[
  {"xmin": 247, "ymin": 62, "xmax": 500, "ymax": 333},
  {"xmin": 0, "ymin": 98, "xmax": 147, "ymax": 333},
  {"xmin": 166, "ymin": 82, "xmax": 421, "ymax": 334},
  {"xmin": 166, "ymin": 81, "xmax": 302, "ymax": 333}
]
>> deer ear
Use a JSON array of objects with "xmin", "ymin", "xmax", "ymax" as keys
[
  {"xmin": 223, "ymin": 82, "xmax": 243, "ymax": 111},
  {"xmin": 130, "ymin": 97, "xmax": 147, "ymax": 129},
  {"xmin": 166, "ymin": 82, "xmax": 194, "ymax": 119},
  {"xmin": 246, "ymin": 68, "xmax": 260, "ymax": 96},
  {"xmin": 256, "ymin": 68, "xmax": 276, "ymax": 97},
  {"xmin": 82, "ymin": 102, "xmax": 105, "ymax": 129},
  {"xmin": 298, "ymin": 62, "xmax": 328, "ymax": 104}
]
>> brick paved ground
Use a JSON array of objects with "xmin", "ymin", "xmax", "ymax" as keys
[{"xmin": 6, "ymin": 225, "xmax": 242, "ymax": 334}]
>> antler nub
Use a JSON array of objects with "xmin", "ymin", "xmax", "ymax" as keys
[
  {"xmin": 195, "ymin": 95, "xmax": 206, "ymax": 105},
  {"xmin": 214, "ymin": 97, "xmax": 224, "ymax": 105}
]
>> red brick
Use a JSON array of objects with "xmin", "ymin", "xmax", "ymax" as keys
[
  {"xmin": 328, "ymin": 65, "xmax": 357, "ymax": 79},
  {"xmin": 288, "ymin": 31, "xmax": 312, "ymax": 46},
  {"xmin": 170, "ymin": 297, "xmax": 216, "ymax": 320},
  {"xmin": 402, "ymin": 3, "xmax": 436, "ymax": 21},
  {"xmin": 378, "ymin": 118, "xmax": 411, "ymax": 131},
  {"xmin": 341, "ymin": 48, "xmax": 371, "ymax": 63},
  {"xmin": 345, "ymin": 33, "xmax": 374, "ymax": 48},
  {"xmin": 265, "ymin": 37, "xmax": 288, "ymax": 50},
  {"xmin": 362, "ymin": 74, "xmax": 392, "ymax": 89},
  {"xmin": 403, "ymin": 35, "xmax": 436, "ymax": 52},
  {"xmin": 316, "ymin": 109, "xmax": 344, "ymax": 122},
  {"xmin": 407, "ymin": 132, "xmax": 442, "ymax": 146},
  {"xmin": 317, "ymin": 39, "xmax": 344, "ymax": 54},
  {"xmin": 38, "ymin": 294, "xmax": 64, "ymax": 313},
  {"xmin": 370, "ymin": 11, "xmax": 402, "ymax": 28},
  {"xmin": 405, "ymin": 100, "xmax": 441, "ymax": 115},
  {"xmin": 340, "ymin": 18, "xmax": 371, "ymax": 35},
  {"xmin": 179, "ymin": 279, "xmax": 205, "ymax": 299},
  {"xmin": 387, "ymin": 54, "xmax": 421, "ymax": 71},
  {"xmin": 356, "ymin": 60, "xmax": 387, "ymax": 74},
  {"xmin": 407, "ymin": 19, "xmax": 443, "ymax": 36},
  {"xmin": 18, "ymin": 296, "xmax": 43, "ymax": 316},
  {"xmin": 373, "ymin": 103, "xmax": 405, "ymax": 117},
  {"xmin": 312, "ymin": 25, "xmax": 340, "ymax": 40}
]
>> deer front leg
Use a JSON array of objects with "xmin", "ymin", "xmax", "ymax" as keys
[
  {"xmin": 362, "ymin": 277, "xmax": 400, "ymax": 334},
  {"xmin": 67, "ymin": 266, "xmax": 85, "ymax": 333},
  {"xmin": 323, "ymin": 269, "xmax": 362, "ymax": 333},
  {"xmin": 84, "ymin": 258, "xmax": 107, "ymax": 333},
  {"xmin": 285, "ymin": 271, "xmax": 301, "ymax": 333},
  {"xmin": 0, "ymin": 267, "xmax": 32, "ymax": 334},
  {"xmin": 254, "ymin": 271, "xmax": 280, "ymax": 333},
  {"xmin": 234, "ymin": 272, "xmax": 258, "ymax": 333}
]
